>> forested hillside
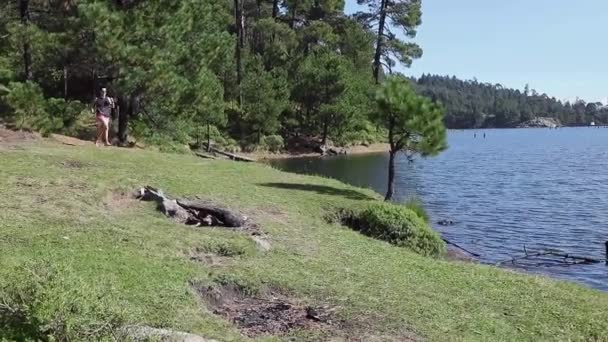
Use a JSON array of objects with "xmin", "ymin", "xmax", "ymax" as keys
[
  {"xmin": 0, "ymin": 0, "xmax": 429, "ymax": 151},
  {"xmin": 1, "ymin": 1, "xmax": 603, "ymax": 152},
  {"xmin": 415, "ymin": 74, "xmax": 608, "ymax": 129}
]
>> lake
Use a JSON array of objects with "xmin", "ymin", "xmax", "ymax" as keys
[{"xmin": 269, "ymin": 128, "xmax": 608, "ymax": 291}]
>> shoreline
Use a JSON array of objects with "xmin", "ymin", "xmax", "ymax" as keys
[
  {"xmin": 3, "ymin": 137, "xmax": 608, "ymax": 340},
  {"xmin": 243, "ymin": 143, "xmax": 390, "ymax": 161}
]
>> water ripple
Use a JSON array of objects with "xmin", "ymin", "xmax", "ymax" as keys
[{"xmin": 270, "ymin": 128, "xmax": 608, "ymax": 291}]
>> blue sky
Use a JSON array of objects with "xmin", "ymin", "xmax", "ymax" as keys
[{"xmin": 345, "ymin": 0, "xmax": 608, "ymax": 103}]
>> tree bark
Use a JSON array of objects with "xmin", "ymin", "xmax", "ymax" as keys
[
  {"xmin": 272, "ymin": 0, "xmax": 279, "ymax": 18},
  {"xmin": 63, "ymin": 66, "xmax": 68, "ymax": 98},
  {"xmin": 322, "ymin": 117, "xmax": 328, "ymax": 146},
  {"xmin": 234, "ymin": 0, "xmax": 244, "ymax": 107},
  {"xmin": 117, "ymin": 96, "xmax": 128, "ymax": 145},
  {"xmin": 372, "ymin": 0, "xmax": 387, "ymax": 84},
  {"xmin": 385, "ymin": 150, "xmax": 396, "ymax": 201},
  {"xmin": 19, "ymin": 0, "xmax": 33, "ymax": 81},
  {"xmin": 206, "ymin": 122, "xmax": 211, "ymax": 152},
  {"xmin": 289, "ymin": 4, "xmax": 296, "ymax": 29},
  {"xmin": 385, "ymin": 114, "xmax": 396, "ymax": 201}
]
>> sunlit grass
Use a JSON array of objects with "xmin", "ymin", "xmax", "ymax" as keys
[{"xmin": 0, "ymin": 140, "xmax": 607, "ymax": 341}]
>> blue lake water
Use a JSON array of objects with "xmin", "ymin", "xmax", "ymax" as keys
[{"xmin": 269, "ymin": 128, "xmax": 608, "ymax": 291}]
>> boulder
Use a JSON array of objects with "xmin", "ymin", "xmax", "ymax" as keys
[
  {"xmin": 517, "ymin": 117, "xmax": 562, "ymax": 128},
  {"xmin": 124, "ymin": 326, "xmax": 219, "ymax": 342},
  {"xmin": 437, "ymin": 219, "xmax": 455, "ymax": 226}
]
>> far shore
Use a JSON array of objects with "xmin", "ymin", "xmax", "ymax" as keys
[{"xmin": 243, "ymin": 143, "xmax": 390, "ymax": 161}]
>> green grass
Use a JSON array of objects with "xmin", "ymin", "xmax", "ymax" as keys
[
  {"xmin": 404, "ymin": 197, "xmax": 430, "ymax": 224},
  {"xmin": 1, "ymin": 140, "xmax": 608, "ymax": 341}
]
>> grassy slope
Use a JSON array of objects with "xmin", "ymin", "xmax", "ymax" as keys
[{"xmin": 0, "ymin": 140, "xmax": 607, "ymax": 341}]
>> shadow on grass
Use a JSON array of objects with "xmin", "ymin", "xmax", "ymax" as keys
[
  {"xmin": 0, "ymin": 305, "xmax": 47, "ymax": 341},
  {"xmin": 258, "ymin": 182, "xmax": 376, "ymax": 201}
]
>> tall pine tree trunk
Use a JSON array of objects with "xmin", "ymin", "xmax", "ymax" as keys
[
  {"xmin": 372, "ymin": 0, "xmax": 387, "ymax": 84},
  {"xmin": 272, "ymin": 0, "xmax": 279, "ymax": 18},
  {"xmin": 19, "ymin": 0, "xmax": 33, "ymax": 81},
  {"xmin": 207, "ymin": 122, "xmax": 211, "ymax": 152},
  {"xmin": 385, "ymin": 114, "xmax": 396, "ymax": 201},
  {"xmin": 63, "ymin": 66, "xmax": 68, "ymax": 98},
  {"xmin": 385, "ymin": 150, "xmax": 396, "ymax": 201},
  {"xmin": 289, "ymin": 4, "xmax": 297, "ymax": 29},
  {"xmin": 322, "ymin": 117, "xmax": 328, "ymax": 146},
  {"xmin": 117, "ymin": 95, "xmax": 128, "ymax": 145},
  {"xmin": 234, "ymin": 0, "xmax": 244, "ymax": 106}
]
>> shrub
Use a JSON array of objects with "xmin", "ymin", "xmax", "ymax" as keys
[
  {"xmin": 260, "ymin": 134, "xmax": 284, "ymax": 153},
  {"xmin": 404, "ymin": 197, "xmax": 430, "ymax": 223},
  {"xmin": 3, "ymin": 81, "xmax": 51, "ymax": 133},
  {"xmin": 1, "ymin": 82, "xmax": 85, "ymax": 136},
  {"xmin": 46, "ymin": 97, "xmax": 86, "ymax": 134},
  {"xmin": 347, "ymin": 202, "xmax": 445, "ymax": 257}
]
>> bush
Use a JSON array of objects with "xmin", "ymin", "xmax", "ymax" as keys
[
  {"xmin": 1, "ymin": 82, "xmax": 85, "ymax": 136},
  {"xmin": 404, "ymin": 197, "xmax": 430, "ymax": 223},
  {"xmin": 347, "ymin": 202, "xmax": 445, "ymax": 257},
  {"xmin": 3, "ymin": 81, "xmax": 52, "ymax": 133},
  {"xmin": 260, "ymin": 134, "xmax": 284, "ymax": 153},
  {"xmin": 46, "ymin": 97, "xmax": 87, "ymax": 134}
]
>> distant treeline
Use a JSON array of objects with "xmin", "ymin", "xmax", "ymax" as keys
[{"xmin": 413, "ymin": 74, "xmax": 608, "ymax": 129}]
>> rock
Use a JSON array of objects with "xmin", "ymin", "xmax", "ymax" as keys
[
  {"xmin": 252, "ymin": 236, "xmax": 271, "ymax": 252},
  {"xmin": 316, "ymin": 144, "xmax": 328, "ymax": 155},
  {"xmin": 517, "ymin": 117, "xmax": 562, "ymax": 128},
  {"xmin": 161, "ymin": 199, "xmax": 192, "ymax": 224},
  {"xmin": 437, "ymin": 219, "xmax": 455, "ymax": 226},
  {"xmin": 327, "ymin": 147, "xmax": 347, "ymax": 156},
  {"xmin": 124, "ymin": 326, "xmax": 219, "ymax": 342}
]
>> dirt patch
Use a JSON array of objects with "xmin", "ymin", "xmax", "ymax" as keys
[
  {"xmin": 123, "ymin": 326, "xmax": 218, "ymax": 342},
  {"xmin": 14, "ymin": 177, "xmax": 37, "ymax": 188},
  {"xmin": 188, "ymin": 250, "xmax": 231, "ymax": 267},
  {"xmin": 187, "ymin": 246, "xmax": 243, "ymax": 267},
  {"xmin": 103, "ymin": 190, "xmax": 138, "ymax": 212},
  {"xmin": 445, "ymin": 247, "xmax": 477, "ymax": 263},
  {"xmin": 192, "ymin": 282, "xmax": 340, "ymax": 338},
  {"xmin": 246, "ymin": 205, "xmax": 290, "ymax": 225},
  {"xmin": 0, "ymin": 125, "xmax": 40, "ymax": 148},
  {"xmin": 61, "ymin": 159, "xmax": 88, "ymax": 169},
  {"xmin": 49, "ymin": 133, "xmax": 90, "ymax": 146}
]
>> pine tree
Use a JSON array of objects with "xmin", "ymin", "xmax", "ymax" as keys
[
  {"xmin": 356, "ymin": 0, "xmax": 423, "ymax": 83},
  {"xmin": 375, "ymin": 77, "xmax": 447, "ymax": 200}
]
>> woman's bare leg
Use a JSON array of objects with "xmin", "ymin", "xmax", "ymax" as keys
[
  {"xmin": 103, "ymin": 121, "xmax": 111, "ymax": 146},
  {"xmin": 95, "ymin": 121, "xmax": 102, "ymax": 147}
]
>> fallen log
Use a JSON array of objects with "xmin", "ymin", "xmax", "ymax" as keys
[
  {"xmin": 177, "ymin": 199, "xmax": 245, "ymax": 228},
  {"xmin": 195, "ymin": 151, "xmax": 218, "ymax": 160},
  {"xmin": 135, "ymin": 186, "xmax": 192, "ymax": 224},
  {"xmin": 210, "ymin": 147, "xmax": 256, "ymax": 162},
  {"xmin": 134, "ymin": 186, "xmax": 271, "ymax": 251},
  {"xmin": 135, "ymin": 186, "xmax": 246, "ymax": 228}
]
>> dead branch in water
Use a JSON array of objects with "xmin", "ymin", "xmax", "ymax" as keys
[
  {"xmin": 442, "ymin": 238, "xmax": 480, "ymax": 257},
  {"xmin": 497, "ymin": 245, "xmax": 604, "ymax": 267}
]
